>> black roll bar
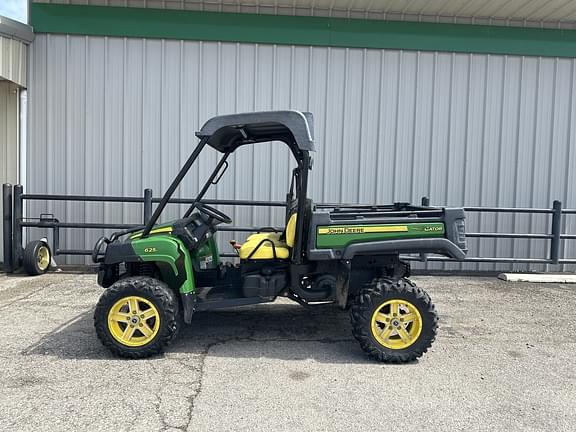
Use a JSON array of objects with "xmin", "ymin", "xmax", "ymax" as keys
[
  {"xmin": 142, "ymin": 137, "xmax": 208, "ymax": 237},
  {"xmin": 183, "ymin": 151, "xmax": 231, "ymax": 218}
]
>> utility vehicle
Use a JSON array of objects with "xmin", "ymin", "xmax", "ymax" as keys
[{"xmin": 92, "ymin": 111, "xmax": 467, "ymax": 362}]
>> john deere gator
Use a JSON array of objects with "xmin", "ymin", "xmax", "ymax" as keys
[{"xmin": 91, "ymin": 111, "xmax": 467, "ymax": 362}]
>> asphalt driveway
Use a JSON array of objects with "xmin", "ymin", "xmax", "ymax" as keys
[{"xmin": 0, "ymin": 272, "xmax": 574, "ymax": 431}]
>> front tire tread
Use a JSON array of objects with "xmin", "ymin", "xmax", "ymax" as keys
[{"xmin": 94, "ymin": 276, "xmax": 181, "ymax": 359}]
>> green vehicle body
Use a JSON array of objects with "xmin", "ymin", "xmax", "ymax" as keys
[
  {"xmin": 105, "ymin": 228, "xmax": 220, "ymax": 295},
  {"xmin": 109, "ymin": 220, "xmax": 452, "ymax": 296},
  {"xmin": 315, "ymin": 222, "xmax": 445, "ymax": 249}
]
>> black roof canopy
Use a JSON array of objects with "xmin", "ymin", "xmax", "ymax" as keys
[{"xmin": 196, "ymin": 110, "xmax": 315, "ymax": 153}]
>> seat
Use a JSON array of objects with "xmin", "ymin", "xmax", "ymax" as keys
[
  {"xmin": 244, "ymin": 232, "xmax": 282, "ymax": 244},
  {"xmin": 239, "ymin": 213, "xmax": 297, "ymax": 260}
]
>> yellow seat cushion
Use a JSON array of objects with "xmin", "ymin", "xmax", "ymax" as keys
[
  {"xmin": 285, "ymin": 213, "xmax": 297, "ymax": 247},
  {"xmin": 238, "ymin": 213, "xmax": 297, "ymax": 260},
  {"xmin": 239, "ymin": 236, "xmax": 289, "ymax": 260},
  {"xmin": 245, "ymin": 232, "xmax": 282, "ymax": 243}
]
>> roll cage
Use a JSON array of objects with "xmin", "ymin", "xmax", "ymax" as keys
[{"xmin": 140, "ymin": 110, "xmax": 316, "ymax": 264}]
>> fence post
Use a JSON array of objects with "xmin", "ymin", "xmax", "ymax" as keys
[
  {"xmin": 2, "ymin": 184, "xmax": 13, "ymax": 273},
  {"xmin": 550, "ymin": 200, "xmax": 562, "ymax": 265},
  {"xmin": 421, "ymin": 196, "xmax": 430, "ymax": 207},
  {"xmin": 13, "ymin": 184, "xmax": 23, "ymax": 268},
  {"xmin": 53, "ymin": 226, "xmax": 60, "ymax": 255},
  {"xmin": 143, "ymin": 188, "xmax": 153, "ymax": 224}
]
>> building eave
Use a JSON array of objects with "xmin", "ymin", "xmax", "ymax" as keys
[{"xmin": 0, "ymin": 15, "xmax": 34, "ymax": 44}]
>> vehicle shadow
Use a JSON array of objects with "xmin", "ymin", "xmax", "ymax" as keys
[{"xmin": 22, "ymin": 302, "xmax": 388, "ymax": 365}]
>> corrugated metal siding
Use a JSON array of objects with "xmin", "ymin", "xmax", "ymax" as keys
[
  {"xmin": 31, "ymin": 0, "xmax": 576, "ymax": 29},
  {"xmin": 27, "ymin": 34, "xmax": 576, "ymax": 271},
  {"xmin": 0, "ymin": 81, "xmax": 19, "ymax": 262},
  {"xmin": 0, "ymin": 36, "xmax": 27, "ymax": 87}
]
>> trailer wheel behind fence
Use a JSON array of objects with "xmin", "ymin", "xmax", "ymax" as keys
[{"xmin": 23, "ymin": 240, "xmax": 52, "ymax": 276}]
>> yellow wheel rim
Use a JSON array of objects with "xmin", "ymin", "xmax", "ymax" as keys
[
  {"xmin": 371, "ymin": 299, "xmax": 422, "ymax": 350},
  {"xmin": 107, "ymin": 296, "xmax": 160, "ymax": 347},
  {"xmin": 37, "ymin": 246, "xmax": 50, "ymax": 271}
]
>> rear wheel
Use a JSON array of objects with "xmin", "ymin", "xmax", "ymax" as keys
[
  {"xmin": 350, "ymin": 278, "xmax": 437, "ymax": 363},
  {"xmin": 94, "ymin": 276, "xmax": 181, "ymax": 359},
  {"xmin": 23, "ymin": 240, "xmax": 52, "ymax": 276}
]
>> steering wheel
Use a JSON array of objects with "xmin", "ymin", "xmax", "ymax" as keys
[{"xmin": 196, "ymin": 202, "xmax": 232, "ymax": 225}]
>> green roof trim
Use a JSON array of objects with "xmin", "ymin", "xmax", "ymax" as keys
[{"xmin": 30, "ymin": 3, "xmax": 576, "ymax": 58}]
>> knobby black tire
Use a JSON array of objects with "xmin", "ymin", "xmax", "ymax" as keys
[
  {"xmin": 94, "ymin": 276, "xmax": 182, "ymax": 359},
  {"xmin": 350, "ymin": 278, "xmax": 438, "ymax": 363},
  {"xmin": 23, "ymin": 240, "xmax": 51, "ymax": 276}
]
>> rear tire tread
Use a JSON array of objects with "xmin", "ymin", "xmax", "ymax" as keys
[{"xmin": 350, "ymin": 277, "xmax": 438, "ymax": 363}]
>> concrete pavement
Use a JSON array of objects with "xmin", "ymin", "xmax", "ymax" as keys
[{"xmin": 0, "ymin": 273, "xmax": 575, "ymax": 431}]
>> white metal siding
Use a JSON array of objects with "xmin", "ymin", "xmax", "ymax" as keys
[
  {"xmin": 0, "ymin": 81, "xmax": 19, "ymax": 262},
  {"xmin": 0, "ymin": 36, "xmax": 27, "ymax": 87},
  {"xmin": 27, "ymin": 34, "xmax": 576, "ymax": 271}
]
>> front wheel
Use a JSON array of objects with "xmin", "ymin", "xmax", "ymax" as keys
[
  {"xmin": 350, "ymin": 278, "xmax": 438, "ymax": 363},
  {"xmin": 94, "ymin": 277, "xmax": 181, "ymax": 359}
]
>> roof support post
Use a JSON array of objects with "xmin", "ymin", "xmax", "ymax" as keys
[
  {"xmin": 142, "ymin": 137, "xmax": 208, "ymax": 237},
  {"xmin": 183, "ymin": 151, "xmax": 231, "ymax": 218},
  {"xmin": 292, "ymin": 150, "xmax": 310, "ymax": 264}
]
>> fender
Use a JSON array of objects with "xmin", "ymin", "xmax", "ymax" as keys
[
  {"xmin": 342, "ymin": 238, "xmax": 467, "ymax": 260},
  {"xmin": 104, "ymin": 235, "xmax": 196, "ymax": 295}
]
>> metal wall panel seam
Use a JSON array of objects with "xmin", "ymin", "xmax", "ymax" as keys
[
  {"xmin": 545, "ymin": 58, "xmax": 559, "ymax": 271},
  {"xmin": 338, "ymin": 48, "xmax": 348, "ymax": 203},
  {"xmin": 82, "ymin": 36, "xmax": 88, "ymax": 260},
  {"xmin": 45, "ymin": 34, "xmax": 52, "ymax": 234},
  {"xmin": 526, "ymin": 58, "xmax": 540, "ymax": 266},
  {"xmin": 409, "ymin": 51, "xmax": 419, "ymax": 203},
  {"xmin": 356, "ymin": 48, "xmax": 366, "ymax": 201},
  {"xmin": 250, "ymin": 43, "xmax": 258, "ymax": 226},
  {"xmin": 232, "ymin": 41, "xmax": 239, "ymax": 236},
  {"xmin": 462, "ymin": 54, "xmax": 476, "ymax": 272},
  {"xmin": 314, "ymin": 48, "xmax": 332, "ymax": 206},
  {"xmin": 562, "ymin": 60, "xmax": 576, "ymax": 270},
  {"xmin": 159, "ymin": 39, "xmax": 165, "ymax": 217},
  {"xmin": 443, "ymin": 52, "xmax": 455, "ymax": 271},
  {"xmin": 373, "ymin": 49, "xmax": 384, "ymax": 204},
  {"xmin": 493, "ymin": 55, "xmax": 506, "ymax": 271},
  {"xmin": 391, "ymin": 51, "xmax": 401, "ymax": 202},
  {"xmin": 426, "ymin": 52, "xmax": 436, "ymax": 206},
  {"xmin": 320, "ymin": 46, "xmax": 329, "ymax": 203},
  {"xmin": 140, "ymin": 38, "xmax": 146, "ymax": 209},
  {"xmin": 64, "ymin": 34, "xmax": 70, "ymax": 260},
  {"xmin": 121, "ymin": 37, "xmax": 128, "ymax": 232},
  {"xmin": 510, "ymin": 56, "xmax": 523, "ymax": 271},
  {"xmin": 101, "ymin": 36, "xmax": 107, "ymax": 237},
  {"xmin": 477, "ymin": 55, "xmax": 489, "ymax": 271}
]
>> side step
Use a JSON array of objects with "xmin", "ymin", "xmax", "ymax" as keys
[{"xmin": 195, "ymin": 296, "xmax": 273, "ymax": 311}]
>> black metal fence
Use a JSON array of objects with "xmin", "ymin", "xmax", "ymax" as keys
[{"xmin": 2, "ymin": 183, "xmax": 576, "ymax": 272}]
